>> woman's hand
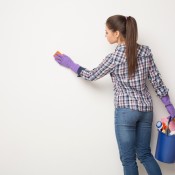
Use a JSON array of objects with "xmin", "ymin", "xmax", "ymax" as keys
[
  {"xmin": 161, "ymin": 95, "xmax": 175, "ymax": 120},
  {"xmin": 53, "ymin": 51, "xmax": 80, "ymax": 73}
]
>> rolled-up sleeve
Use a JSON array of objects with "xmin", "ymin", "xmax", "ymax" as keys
[
  {"xmin": 148, "ymin": 50, "xmax": 169, "ymax": 98},
  {"xmin": 77, "ymin": 53, "xmax": 116, "ymax": 81}
]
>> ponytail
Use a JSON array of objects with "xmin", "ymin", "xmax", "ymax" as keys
[
  {"xmin": 106, "ymin": 15, "xmax": 138, "ymax": 78},
  {"xmin": 125, "ymin": 16, "xmax": 138, "ymax": 78}
]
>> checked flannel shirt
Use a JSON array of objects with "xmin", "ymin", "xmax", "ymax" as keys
[{"xmin": 77, "ymin": 44, "xmax": 169, "ymax": 111}]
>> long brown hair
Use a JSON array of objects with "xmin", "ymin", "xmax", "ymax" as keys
[{"xmin": 106, "ymin": 15, "xmax": 138, "ymax": 78}]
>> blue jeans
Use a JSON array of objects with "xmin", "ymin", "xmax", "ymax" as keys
[{"xmin": 114, "ymin": 108, "xmax": 162, "ymax": 175}]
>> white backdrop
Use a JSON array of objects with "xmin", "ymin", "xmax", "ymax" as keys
[{"xmin": 0, "ymin": 0, "xmax": 175, "ymax": 174}]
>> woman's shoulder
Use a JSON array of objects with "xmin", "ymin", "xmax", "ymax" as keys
[{"xmin": 137, "ymin": 44, "xmax": 152, "ymax": 57}]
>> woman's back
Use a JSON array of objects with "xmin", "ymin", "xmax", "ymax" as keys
[{"xmin": 110, "ymin": 44, "xmax": 168, "ymax": 111}]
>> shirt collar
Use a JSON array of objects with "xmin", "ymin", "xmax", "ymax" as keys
[{"xmin": 115, "ymin": 44, "xmax": 126, "ymax": 51}]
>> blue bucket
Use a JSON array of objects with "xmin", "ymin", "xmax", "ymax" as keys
[{"xmin": 155, "ymin": 131, "xmax": 175, "ymax": 163}]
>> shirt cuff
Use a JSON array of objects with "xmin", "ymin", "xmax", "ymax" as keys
[{"xmin": 77, "ymin": 66, "xmax": 86, "ymax": 77}]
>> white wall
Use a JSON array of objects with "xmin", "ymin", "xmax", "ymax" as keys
[{"xmin": 0, "ymin": 0, "xmax": 175, "ymax": 174}]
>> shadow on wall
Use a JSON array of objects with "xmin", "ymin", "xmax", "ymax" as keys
[{"xmin": 78, "ymin": 76, "xmax": 113, "ymax": 92}]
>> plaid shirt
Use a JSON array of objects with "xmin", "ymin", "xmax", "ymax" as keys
[{"xmin": 77, "ymin": 44, "xmax": 169, "ymax": 111}]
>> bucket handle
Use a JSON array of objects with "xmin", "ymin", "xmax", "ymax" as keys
[{"xmin": 166, "ymin": 117, "xmax": 171, "ymax": 135}]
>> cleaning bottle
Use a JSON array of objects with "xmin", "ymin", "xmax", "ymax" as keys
[{"xmin": 156, "ymin": 121, "xmax": 163, "ymax": 131}]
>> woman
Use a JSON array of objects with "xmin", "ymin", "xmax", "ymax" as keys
[{"xmin": 53, "ymin": 15, "xmax": 175, "ymax": 175}]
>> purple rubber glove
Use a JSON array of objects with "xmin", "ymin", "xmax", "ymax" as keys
[
  {"xmin": 161, "ymin": 95, "xmax": 175, "ymax": 120},
  {"xmin": 54, "ymin": 53, "xmax": 80, "ymax": 73}
]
